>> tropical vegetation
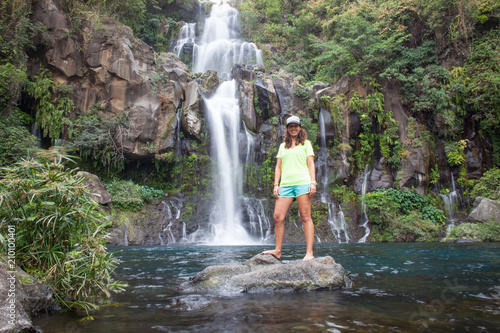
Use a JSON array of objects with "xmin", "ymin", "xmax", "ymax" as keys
[
  {"xmin": 1, "ymin": 1, "xmax": 499, "ymax": 315},
  {"xmin": 0, "ymin": 150, "xmax": 125, "ymax": 312}
]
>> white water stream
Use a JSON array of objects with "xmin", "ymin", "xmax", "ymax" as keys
[
  {"xmin": 193, "ymin": 3, "xmax": 263, "ymax": 78},
  {"xmin": 181, "ymin": 2, "xmax": 264, "ymax": 245},
  {"xmin": 317, "ymin": 108, "xmax": 351, "ymax": 243},
  {"xmin": 358, "ymin": 165, "xmax": 371, "ymax": 243}
]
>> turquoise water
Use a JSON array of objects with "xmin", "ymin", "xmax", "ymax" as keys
[{"xmin": 34, "ymin": 243, "xmax": 500, "ymax": 332}]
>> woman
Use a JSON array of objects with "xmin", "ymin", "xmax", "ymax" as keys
[{"xmin": 263, "ymin": 115, "xmax": 317, "ymax": 261}]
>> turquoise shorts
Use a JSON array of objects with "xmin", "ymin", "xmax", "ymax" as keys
[{"xmin": 279, "ymin": 184, "xmax": 310, "ymax": 198}]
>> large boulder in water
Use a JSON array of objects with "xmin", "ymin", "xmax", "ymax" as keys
[
  {"xmin": 179, "ymin": 254, "xmax": 350, "ymax": 293},
  {"xmin": 468, "ymin": 197, "xmax": 500, "ymax": 223}
]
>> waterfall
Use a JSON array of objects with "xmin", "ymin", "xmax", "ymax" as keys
[
  {"xmin": 242, "ymin": 198, "xmax": 272, "ymax": 242},
  {"xmin": 328, "ymin": 204, "xmax": 350, "ymax": 243},
  {"xmin": 204, "ymin": 81, "xmax": 254, "ymax": 244},
  {"xmin": 163, "ymin": 221, "xmax": 176, "ymax": 244},
  {"xmin": 31, "ymin": 123, "xmax": 43, "ymax": 148},
  {"xmin": 440, "ymin": 171, "xmax": 460, "ymax": 234},
  {"xmin": 174, "ymin": 106, "xmax": 183, "ymax": 157},
  {"xmin": 358, "ymin": 165, "xmax": 371, "ymax": 243},
  {"xmin": 243, "ymin": 122, "xmax": 256, "ymax": 165},
  {"xmin": 193, "ymin": 3, "xmax": 263, "ymax": 78},
  {"xmin": 189, "ymin": 2, "xmax": 264, "ymax": 245},
  {"xmin": 181, "ymin": 222, "xmax": 188, "ymax": 243},
  {"xmin": 317, "ymin": 108, "xmax": 329, "ymax": 194},
  {"xmin": 317, "ymin": 108, "xmax": 351, "ymax": 243},
  {"xmin": 173, "ymin": 23, "xmax": 196, "ymax": 62},
  {"xmin": 122, "ymin": 224, "xmax": 129, "ymax": 246},
  {"xmin": 169, "ymin": 2, "xmax": 267, "ymax": 245}
]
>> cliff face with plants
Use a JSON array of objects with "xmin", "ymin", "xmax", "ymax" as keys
[{"xmin": 1, "ymin": 0, "xmax": 500, "ymax": 247}]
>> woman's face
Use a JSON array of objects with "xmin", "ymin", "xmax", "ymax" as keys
[{"xmin": 287, "ymin": 124, "xmax": 301, "ymax": 136}]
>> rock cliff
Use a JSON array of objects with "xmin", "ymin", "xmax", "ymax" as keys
[{"xmin": 28, "ymin": 0, "xmax": 495, "ymax": 244}]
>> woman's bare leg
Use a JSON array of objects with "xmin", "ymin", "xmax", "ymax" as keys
[
  {"xmin": 297, "ymin": 194, "xmax": 315, "ymax": 261},
  {"xmin": 262, "ymin": 196, "xmax": 294, "ymax": 259}
]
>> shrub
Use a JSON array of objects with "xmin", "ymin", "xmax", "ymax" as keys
[
  {"xmin": 25, "ymin": 68, "xmax": 74, "ymax": 139},
  {"xmin": 364, "ymin": 188, "xmax": 446, "ymax": 242},
  {"xmin": 107, "ymin": 180, "xmax": 144, "ymax": 211},
  {"xmin": 445, "ymin": 221, "xmax": 500, "ymax": 242},
  {"xmin": 0, "ymin": 150, "xmax": 124, "ymax": 312},
  {"xmin": 107, "ymin": 180, "xmax": 164, "ymax": 211},
  {"xmin": 0, "ymin": 112, "xmax": 37, "ymax": 167},
  {"xmin": 392, "ymin": 211, "xmax": 439, "ymax": 242},
  {"xmin": 69, "ymin": 107, "xmax": 128, "ymax": 173},
  {"xmin": 470, "ymin": 168, "xmax": 500, "ymax": 200}
]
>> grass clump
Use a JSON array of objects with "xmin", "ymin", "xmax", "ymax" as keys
[{"xmin": 0, "ymin": 149, "xmax": 125, "ymax": 313}]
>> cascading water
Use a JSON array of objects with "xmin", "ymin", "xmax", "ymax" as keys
[
  {"xmin": 317, "ymin": 108, "xmax": 350, "ymax": 243},
  {"xmin": 242, "ymin": 122, "xmax": 256, "ymax": 165},
  {"xmin": 174, "ymin": 106, "xmax": 183, "ymax": 157},
  {"xmin": 204, "ymin": 80, "xmax": 253, "ymax": 244},
  {"xmin": 440, "ymin": 171, "xmax": 460, "ymax": 233},
  {"xmin": 358, "ymin": 165, "xmax": 371, "ymax": 243},
  {"xmin": 181, "ymin": 2, "xmax": 264, "ymax": 244},
  {"xmin": 242, "ymin": 197, "xmax": 272, "ymax": 242},
  {"xmin": 328, "ymin": 204, "xmax": 350, "ymax": 243},
  {"xmin": 193, "ymin": 4, "xmax": 263, "ymax": 78},
  {"xmin": 173, "ymin": 23, "xmax": 196, "ymax": 63}
]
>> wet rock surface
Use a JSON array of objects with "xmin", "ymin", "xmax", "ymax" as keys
[
  {"xmin": 0, "ymin": 261, "xmax": 59, "ymax": 333},
  {"xmin": 179, "ymin": 254, "xmax": 350, "ymax": 293}
]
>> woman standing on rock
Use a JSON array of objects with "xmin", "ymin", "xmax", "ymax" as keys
[{"xmin": 263, "ymin": 115, "xmax": 317, "ymax": 261}]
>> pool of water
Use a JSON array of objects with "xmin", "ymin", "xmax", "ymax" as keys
[{"xmin": 34, "ymin": 243, "xmax": 500, "ymax": 332}]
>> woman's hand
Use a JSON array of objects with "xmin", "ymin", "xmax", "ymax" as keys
[
  {"xmin": 309, "ymin": 183, "xmax": 317, "ymax": 197},
  {"xmin": 273, "ymin": 185, "xmax": 280, "ymax": 199}
]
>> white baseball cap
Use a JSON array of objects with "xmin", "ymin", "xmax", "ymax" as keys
[{"xmin": 286, "ymin": 116, "xmax": 301, "ymax": 126}]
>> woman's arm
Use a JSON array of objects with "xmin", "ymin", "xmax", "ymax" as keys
[
  {"xmin": 273, "ymin": 158, "xmax": 282, "ymax": 199},
  {"xmin": 307, "ymin": 155, "xmax": 317, "ymax": 197}
]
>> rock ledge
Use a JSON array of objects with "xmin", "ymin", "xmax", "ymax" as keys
[{"xmin": 179, "ymin": 254, "xmax": 351, "ymax": 293}]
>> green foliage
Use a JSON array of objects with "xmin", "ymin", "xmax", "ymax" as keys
[
  {"xmin": 301, "ymin": 117, "xmax": 318, "ymax": 146},
  {"xmin": 429, "ymin": 164, "xmax": 440, "ymax": 185},
  {"xmin": 312, "ymin": 3, "xmax": 407, "ymax": 81},
  {"xmin": 294, "ymin": 85, "xmax": 310, "ymax": 100},
  {"xmin": 26, "ymin": 69, "xmax": 74, "ymax": 139},
  {"xmin": 106, "ymin": 180, "xmax": 164, "ymax": 211},
  {"xmin": 364, "ymin": 188, "xmax": 446, "ymax": 242},
  {"xmin": 391, "ymin": 211, "xmax": 439, "ymax": 242},
  {"xmin": 382, "ymin": 42, "xmax": 462, "ymax": 136},
  {"xmin": 445, "ymin": 220, "xmax": 500, "ymax": 242},
  {"xmin": 470, "ymin": 168, "xmax": 500, "ymax": 200},
  {"xmin": 69, "ymin": 106, "xmax": 128, "ymax": 173},
  {"xmin": 243, "ymin": 147, "xmax": 277, "ymax": 197},
  {"xmin": 459, "ymin": 29, "xmax": 500, "ymax": 166},
  {"xmin": 0, "ymin": 150, "xmax": 124, "ymax": 312},
  {"xmin": 141, "ymin": 185, "xmax": 164, "ymax": 201},
  {"xmin": 0, "ymin": 112, "xmax": 37, "ymax": 167},
  {"xmin": 0, "ymin": 63, "xmax": 27, "ymax": 113},
  {"xmin": 135, "ymin": 13, "xmax": 177, "ymax": 53},
  {"xmin": 445, "ymin": 140, "xmax": 468, "ymax": 166},
  {"xmin": 0, "ymin": 0, "xmax": 44, "ymax": 66}
]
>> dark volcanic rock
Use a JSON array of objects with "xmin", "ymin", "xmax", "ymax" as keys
[
  {"xmin": 0, "ymin": 261, "xmax": 59, "ymax": 333},
  {"xmin": 179, "ymin": 254, "xmax": 350, "ymax": 293}
]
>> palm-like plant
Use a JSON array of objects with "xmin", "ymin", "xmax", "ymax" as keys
[{"xmin": 0, "ymin": 148, "xmax": 125, "ymax": 313}]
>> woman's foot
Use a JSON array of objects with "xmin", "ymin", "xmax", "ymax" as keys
[
  {"xmin": 262, "ymin": 249, "xmax": 281, "ymax": 260},
  {"xmin": 302, "ymin": 253, "xmax": 315, "ymax": 261}
]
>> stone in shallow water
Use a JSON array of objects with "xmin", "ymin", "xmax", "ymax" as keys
[{"xmin": 179, "ymin": 254, "xmax": 351, "ymax": 293}]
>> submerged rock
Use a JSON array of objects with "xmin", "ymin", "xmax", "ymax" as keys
[{"xmin": 179, "ymin": 254, "xmax": 351, "ymax": 293}]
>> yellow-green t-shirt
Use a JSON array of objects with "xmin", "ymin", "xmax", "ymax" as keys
[{"xmin": 277, "ymin": 140, "xmax": 315, "ymax": 187}]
